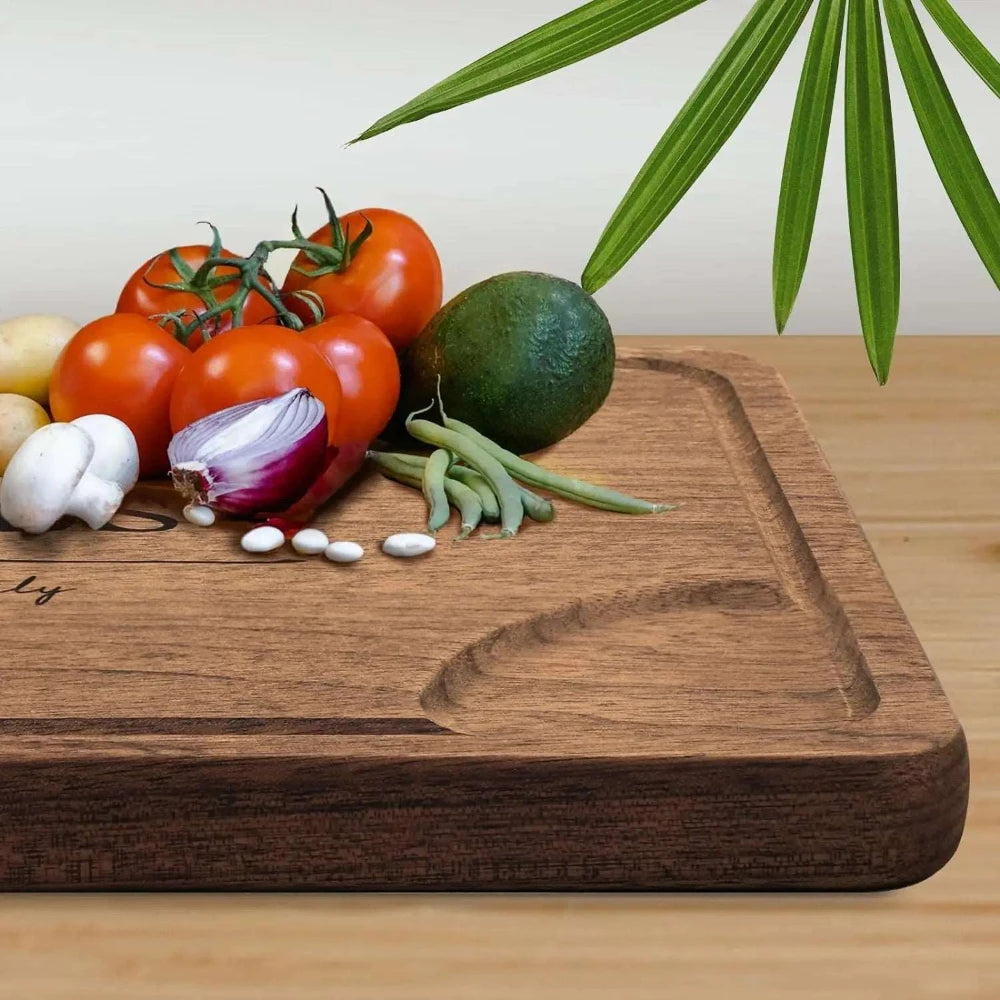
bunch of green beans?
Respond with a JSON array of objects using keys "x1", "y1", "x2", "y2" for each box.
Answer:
[
  {"x1": 366, "y1": 407, "x2": 675, "y2": 541},
  {"x1": 371, "y1": 451, "x2": 486, "y2": 540}
]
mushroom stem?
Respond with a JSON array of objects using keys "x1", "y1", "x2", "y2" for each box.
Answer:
[{"x1": 61, "y1": 472, "x2": 123, "y2": 531}]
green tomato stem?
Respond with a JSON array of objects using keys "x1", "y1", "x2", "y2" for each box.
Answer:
[{"x1": 155, "y1": 193, "x2": 376, "y2": 344}]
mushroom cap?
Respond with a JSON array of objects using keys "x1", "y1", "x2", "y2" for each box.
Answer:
[
  {"x1": 70, "y1": 413, "x2": 140, "y2": 493},
  {"x1": 0, "y1": 423, "x2": 95, "y2": 533}
]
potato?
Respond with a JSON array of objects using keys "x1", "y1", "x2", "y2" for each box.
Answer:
[
  {"x1": 0, "y1": 394, "x2": 50, "y2": 474},
  {"x1": 0, "y1": 314, "x2": 80, "y2": 405}
]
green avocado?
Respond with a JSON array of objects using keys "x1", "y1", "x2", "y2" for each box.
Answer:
[{"x1": 400, "y1": 272, "x2": 615, "y2": 454}]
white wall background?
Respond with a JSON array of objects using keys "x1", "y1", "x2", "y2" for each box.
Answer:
[{"x1": 1, "y1": 0, "x2": 997, "y2": 334}]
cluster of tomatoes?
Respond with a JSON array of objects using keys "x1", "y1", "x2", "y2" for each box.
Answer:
[{"x1": 49, "y1": 205, "x2": 443, "y2": 476}]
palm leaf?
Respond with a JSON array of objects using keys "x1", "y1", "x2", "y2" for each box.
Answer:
[
  {"x1": 885, "y1": 0, "x2": 1000, "y2": 290},
  {"x1": 580, "y1": 0, "x2": 815, "y2": 295},
  {"x1": 352, "y1": 0, "x2": 709, "y2": 143},
  {"x1": 773, "y1": 0, "x2": 847, "y2": 332},
  {"x1": 354, "y1": 0, "x2": 998, "y2": 383},
  {"x1": 845, "y1": 0, "x2": 899, "y2": 384},
  {"x1": 920, "y1": 0, "x2": 1000, "y2": 98}
]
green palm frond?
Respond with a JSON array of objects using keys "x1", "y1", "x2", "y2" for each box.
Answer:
[
  {"x1": 846, "y1": 0, "x2": 899, "y2": 384},
  {"x1": 581, "y1": 0, "x2": 815, "y2": 294},
  {"x1": 356, "y1": 0, "x2": 1000, "y2": 382},
  {"x1": 887, "y1": 0, "x2": 1000, "y2": 287},
  {"x1": 920, "y1": 0, "x2": 1000, "y2": 97},
  {"x1": 352, "y1": 0, "x2": 711, "y2": 143},
  {"x1": 774, "y1": 0, "x2": 847, "y2": 333}
]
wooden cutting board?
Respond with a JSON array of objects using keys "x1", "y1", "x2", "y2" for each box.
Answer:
[{"x1": 0, "y1": 346, "x2": 968, "y2": 891}]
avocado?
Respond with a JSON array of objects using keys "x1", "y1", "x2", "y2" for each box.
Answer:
[{"x1": 401, "y1": 272, "x2": 615, "y2": 454}]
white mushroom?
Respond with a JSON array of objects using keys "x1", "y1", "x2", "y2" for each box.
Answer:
[
  {"x1": 0, "y1": 423, "x2": 124, "y2": 533},
  {"x1": 70, "y1": 414, "x2": 140, "y2": 493}
]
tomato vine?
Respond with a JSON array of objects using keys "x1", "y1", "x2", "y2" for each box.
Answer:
[{"x1": 150, "y1": 189, "x2": 372, "y2": 346}]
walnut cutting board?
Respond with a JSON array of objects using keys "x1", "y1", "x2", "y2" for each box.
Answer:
[{"x1": 0, "y1": 346, "x2": 968, "y2": 891}]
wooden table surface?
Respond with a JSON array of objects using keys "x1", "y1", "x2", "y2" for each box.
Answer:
[{"x1": 0, "y1": 335, "x2": 996, "y2": 999}]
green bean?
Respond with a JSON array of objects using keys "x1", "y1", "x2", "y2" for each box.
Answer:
[
  {"x1": 405, "y1": 417, "x2": 524, "y2": 538},
  {"x1": 368, "y1": 452, "x2": 426, "y2": 493},
  {"x1": 442, "y1": 418, "x2": 676, "y2": 515},
  {"x1": 373, "y1": 451, "x2": 426, "y2": 472},
  {"x1": 370, "y1": 452, "x2": 483, "y2": 539},
  {"x1": 422, "y1": 449, "x2": 452, "y2": 534},
  {"x1": 448, "y1": 465, "x2": 501, "y2": 523},
  {"x1": 447, "y1": 479, "x2": 484, "y2": 540},
  {"x1": 368, "y1": 452, "x2": 432, "y2": 525},
  {"x1": 518, "y1": 484, "x2": 556, "y2": 522},
  {"x1": 370, "y1": 452, "x2": 500, "y2": 525}
]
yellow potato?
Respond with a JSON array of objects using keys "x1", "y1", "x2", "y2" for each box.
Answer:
[
  {"x1": 0, "y1": 314, "x2": 80, "y2": 404},
  {"x1": 0, "y1": 394, "x2": 50, "y2": 474}
]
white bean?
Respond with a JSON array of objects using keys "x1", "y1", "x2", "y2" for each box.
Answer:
[
  {"x1": 325, "y1": 540, "x2": 364, "y2": 564},
  {"x1": 183, "y1": 503, "x2": 216, "y2": 527},
  {"x1": 291, "y1": 528, "x2": 329, "y2": 555},
  {"x1": 240, "y1": 525, "x2": 286, "y2": 553},
  {"x1": 382, "y1": 532, "x2": 436, "y2": 558}
]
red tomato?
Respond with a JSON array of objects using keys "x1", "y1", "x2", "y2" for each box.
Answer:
[
  {"x1": 281, "y1": 208, "x2": 442, "y2": 351},
  {"x1": 301, "y1": 315, "x2": 401, "y2": 445},
  {"x1": 117, "y1": 244, "x2": 275, "y2": 347},
  {"x1": 169, "y1": 326, "x2": 342, "y2": 442},
  {"x1": 49, "y1": 314, "x2": 190, "y2": 477}
]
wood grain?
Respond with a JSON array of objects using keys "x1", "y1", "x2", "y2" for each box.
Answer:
[
  {"x1": 0, "y1": 340, "x2": 970, "y2": 891},
  {"x1": 0, "y1": 336, "x2": 995, "y2": 995}
]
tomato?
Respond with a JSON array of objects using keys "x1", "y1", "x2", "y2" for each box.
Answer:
[
  {"x1": 281, "y1": 208, "x2": 442, "y2": 351},
  {"x1": 169, "y1": 326, "x2": 342, "y2": 442},
  {"x1": 301, "y1": 315, "x2": 401, "y2": 445},
  {"x1": 49, "y1": 314, "x2": 190, "y2": 477},
  {"x1": 117, "y1": 244, "x2": 275, "y2": 347}
]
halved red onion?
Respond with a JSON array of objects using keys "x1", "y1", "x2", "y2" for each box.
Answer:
[{"x1": 167, "y1": 389, "x2": 328, "y2": 516}]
